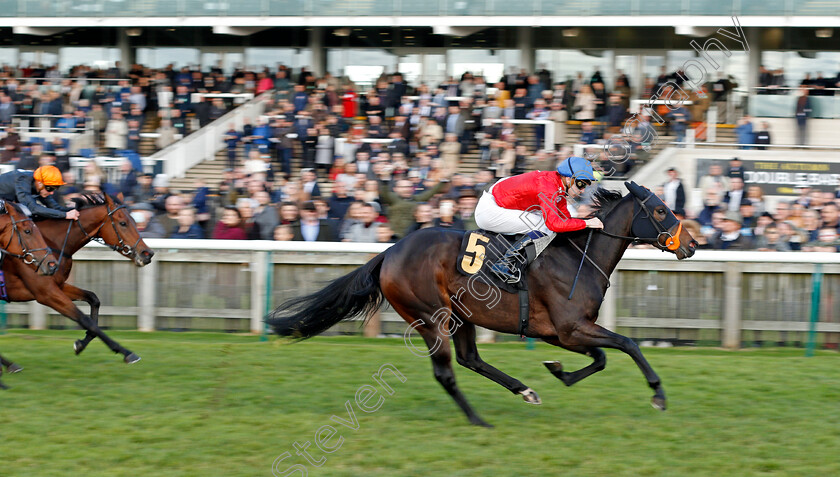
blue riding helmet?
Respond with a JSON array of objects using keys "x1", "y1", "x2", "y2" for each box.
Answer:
[{"x1": 556, "y1": 156, "x2": 596, "y2": 182}]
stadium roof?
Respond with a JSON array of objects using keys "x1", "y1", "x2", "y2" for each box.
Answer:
[{"x1": 1, "y1": 0, "x2": 839, "y2": 28}]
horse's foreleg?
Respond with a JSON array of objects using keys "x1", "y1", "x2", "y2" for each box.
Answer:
[
  {"x1": 556, "y1": 320, "x2": 666, "y2": 410},
  {"x1": 541, "y1": 342, "x2": 606, "y2": 387},
  {"x1": 36, "y1": 288, "x2": 140, "y2": 364},
  {"x1": 60, "y1": 284, "x2": 100, "y2": 355},
  {"x1": 0, "y1": 353, "x2": 22, "y2": 374},
  {"x1": 453, "y1": 322, "x2": 539, "y2": 404}
]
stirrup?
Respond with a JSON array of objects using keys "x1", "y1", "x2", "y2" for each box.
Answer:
[{"x1": 490, "y1": 260, "x2": 521, "y2": 284}]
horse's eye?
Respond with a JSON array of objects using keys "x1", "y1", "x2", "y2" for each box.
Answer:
[
  {"x1": 120, "y1": 221, "x2": 127, "y2": 227},
  {"x1": 24, "y1": 229, "x2": 31, "y2": 234}
]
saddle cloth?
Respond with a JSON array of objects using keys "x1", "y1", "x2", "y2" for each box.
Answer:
[{"x1": 455, "y1": 230, "x2": 535, "y2": 294}]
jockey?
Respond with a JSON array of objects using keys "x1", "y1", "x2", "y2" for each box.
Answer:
[
  {"x1": 0, "y1": 165, "x2": 80, "y2": 220},
  {"x1": 474, "y1": 156, "x2": 603, "y2": 283}
]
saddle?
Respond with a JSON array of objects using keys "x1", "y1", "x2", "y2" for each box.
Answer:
[{"x1": 455, "y1": 230, "x2": 534, "y2": 335}]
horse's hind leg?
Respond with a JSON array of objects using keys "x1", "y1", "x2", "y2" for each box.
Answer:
[
  {"x1": 453, "y1": 322, "x2": 540, "y2": 404},
  {"x1": 542, "y1": 342, "x2": 606, "y2": 387},
  {"x1": 60, "y1": 284, "x2": 100, "y2": 355},
  {"x1": 400, "y1": 305, "x2": 492, "y2": 427},
  {"x1": 36, "y1": 288, "x2": 140, "y2": 364},
  {"x1": 554, "y1": 320, "x2": 666, "y2": 410}
]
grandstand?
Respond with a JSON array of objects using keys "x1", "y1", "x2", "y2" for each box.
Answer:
[{"x1": 0, "y1": 0, "x2": 838, "y2": 249}]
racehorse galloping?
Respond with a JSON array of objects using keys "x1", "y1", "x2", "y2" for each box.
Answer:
[
  {"x1": 32, "y1": 193, "x2": 154, "y2": 356},
  {"x1": 0, "y1": 201, "x2": 59, "y2": 388},
  {"x1": 5, "y1": 193, "x2": 154, "y2": 364},
  {"x1": 268, "y1": 182, "x2": 697, "y2": 427}
]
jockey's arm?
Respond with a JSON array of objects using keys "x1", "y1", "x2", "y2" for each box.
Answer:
[{"x1": 537, "y1": 189, "x2": 587, "y2": 234}]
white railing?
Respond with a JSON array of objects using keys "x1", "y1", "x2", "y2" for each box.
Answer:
[
  {"x1": 153, "y1": 91, "x2": 272, "y2": 179},
  {"x1": 3, "y1": 241, "x2": 837, "y2": 350}
]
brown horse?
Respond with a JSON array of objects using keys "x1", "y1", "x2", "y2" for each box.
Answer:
[
  {"x1": 32, "y1": 193, "x2": 155, "y2": 357},
  {"x1": 268, "y1": 182, "x2": 697, "y2": 427},
  {"x1": 0, "y1": 201, "x2": 59, "y2": 388},
  {"x1": 4, "y1": 193, "x2": 154, "y2": 366}
]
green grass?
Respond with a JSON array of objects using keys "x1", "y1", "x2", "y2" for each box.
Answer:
[{"x1": 2, "y1": 331, "x2": 840, "y2": 476}]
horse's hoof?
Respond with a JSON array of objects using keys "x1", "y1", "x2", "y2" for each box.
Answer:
[
  {"x1": 0, "y1": 380, "x2": 8, "y2": 390},
  {"x1": 520, "y1": 388, "x2": 541, "y2": 405},
  {"x1": 74, "y1": 340, "x2": 85, "y2": 355},
  {"x1": 124, "y1": 353, "x2": 141, "y2": 364},
  {"x1": 651, "y1": 396, "x2": 667, "y2": 411},
  {"x1": 6, "y1": 363, "x2": 22, "y2": 374},
  {"x1": 542, "y1": 360, "x2": 563, "y2": 374},
  {"x1": 470, "y1": 418, "x2": 494, "y2": 428}
]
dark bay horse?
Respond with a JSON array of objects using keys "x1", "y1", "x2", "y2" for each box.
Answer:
[
  {"x1": 268, "y1": 182, "x2": 697, "y2": 426},
  {"x1": 5, "y1": 193, "x2": 154, "y2": 366},
  {"x1": 0, "y1": 201, "x2": 59, "y2": 388}
]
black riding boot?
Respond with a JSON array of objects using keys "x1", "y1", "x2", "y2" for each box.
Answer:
[{"x1": 490, "y1": 236, "x2": 534, "y2": 284}]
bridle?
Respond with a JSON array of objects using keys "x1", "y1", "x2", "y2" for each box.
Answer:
[
  {"x1": 56, "y1": 200, "x2": 143, "y2": 263},
  {"x1": 597, "y1": 193, "x2": 684, "y2": 252},
  {"x1": 2, "y1": 213, "x2": 53, "y2": 271},
  {"x1": 566, "y1": 190, "x2": 688, "y2": 299}
]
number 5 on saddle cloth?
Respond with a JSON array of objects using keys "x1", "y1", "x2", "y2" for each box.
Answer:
[{"x1": 456, "y1": 230, "x2": 540, "y2": 335}]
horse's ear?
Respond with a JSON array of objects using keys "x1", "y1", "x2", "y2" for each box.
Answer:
[{"x1": 116, "y1": 192, "x2": 125, "y2": 203}]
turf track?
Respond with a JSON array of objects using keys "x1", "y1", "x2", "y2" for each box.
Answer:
[{"x1": 2, "y1": 330, "x2": 839, "y2": 476}]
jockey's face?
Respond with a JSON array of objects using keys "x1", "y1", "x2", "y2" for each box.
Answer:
[
  {"x1": 564, "y1": 176, "x2": 590, "y2": 199},
  {"x1": 35, "y1": 180, "x2": 54, "y2": 198}
]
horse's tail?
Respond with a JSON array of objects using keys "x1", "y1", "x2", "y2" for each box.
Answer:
[{"x1": 266, "y1": 250, "x2": 387, "y2": 339}]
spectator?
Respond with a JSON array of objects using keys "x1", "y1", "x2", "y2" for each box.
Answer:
[
  {"x1": 293, "y1": 201, "x2": 336, "y2": 241},
  {"x1": 0, "y1": 125, "x2": 20, "y2": 163},
  {"x1": 157, "y1": 195, "x2": 185, "y2": 237},
  {"x1": 722, "y1": 177, "x2": 746, "y2": 213},
  {"x1": 156, "y1": 119, "x2": 178, "y2": 150},
  {"x1": 131, "y1": 203, "x2": 166, "y2": 239},
  {"x1": 223, "y1": 123, "x2": 241, "y2": 169},
  {"x1": 342, "y1": 202, "x2": 381, "y2": 242},
  {"x1": 666, "y1": 103, "x2": 691, "y2": 145},
  {"x1": 104, "y1": 110, "x2": 128, "y2": 152},
  {"x1": 711, "y1": 211, "x2": 754, "y2": 250},
  {"x1": 458, "y1": 190, "x2": 479, "y2": 231},
  {"x1": 212, "y1": 206, "x2": 248, "y2": 240},
  {"x1": 434, "y1": 198, "x2": 464, "y2": 229},
  {"x1": 579, "y1": 121, "x2": 597, "y2": 145},
  {"x1": 699, "y1": 162, "x2": 731, "y2": 202},
  {"x1": 439, "y1": 133, "x2": 461, "y2": 178},
  {"x1": 252, "y1": 190, "x2": 279, "y2": 240},
  {"x1": 727, "y1": 157, "x2": 745, "y2": 180},
  {"x1": 795, "y1": 86, "x2": 812, "y2": 145},
  {"x1": 404, "y1": 202, "x2": 435, "y2": 235},
  {"x1": 169, "y1": 207, "x2": 205, "y2": 239},
  {"x1": 662, "y1": 167, "x2": 686, "y2": 216},
  {"x1": 327, "y1": 180, "x2": 354, "y2": 223},
  {"x1": 806, "y1": 227, "x2": 840, "y2": 252},
  {"x1": 735, "y1": 116, "x2": 754, "y2": 149},
  {"x1": 376, "y1": 223, "x2": 397, "y2": 243},
  {"x1": 271, "y1": 224, "x2": 293, "y2": 241},
  {"x1": 756, "y1": 224, "x2": 790, "y2": 252},
  {"x1": 736, "y1": 183, "x2": 760, "y2": 212},
  {"x1": 754, "y1": 122, "x2": 771, "y2": 150},
  {"x1": 573, "y1": 84, "x2": 597, "y2": 121}
]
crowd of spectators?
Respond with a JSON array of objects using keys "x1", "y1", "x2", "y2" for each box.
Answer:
[
  {"x1": 0, "y1": 61, "x2": 837, "y2": 251},
  {"x1": 658, "y1": 158, "x2": 840, "y2": 252},
  {"x1": 0, "y1": 60, "x2": 269, "y2": 164}
]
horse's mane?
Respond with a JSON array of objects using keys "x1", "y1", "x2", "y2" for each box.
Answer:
[
  {"x1": 588, "y1": 187, "x2": 625, "y2": 219},
  {"x1": 71, "y1": 192, "x2": 109, "y2": 210}
]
